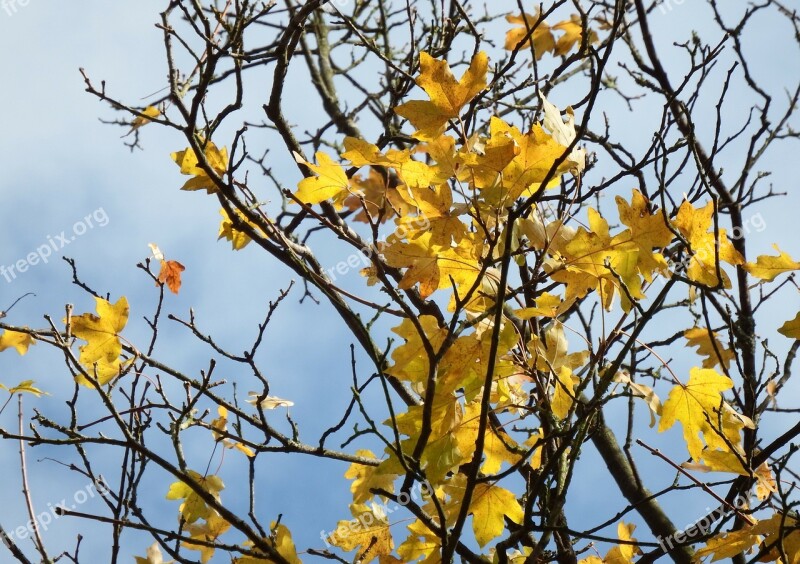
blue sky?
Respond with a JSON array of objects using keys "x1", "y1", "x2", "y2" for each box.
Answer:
[{"x1": 0, "y1": 1, "x2": 799, "y2": 562}]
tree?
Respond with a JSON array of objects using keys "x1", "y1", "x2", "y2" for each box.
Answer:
[{"x1": 1, "y1": 0, "x2": 799, "y2": 562}]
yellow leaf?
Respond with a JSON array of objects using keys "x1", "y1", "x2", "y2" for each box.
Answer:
[
  {"x1": 4, "y1": 380, "x2": 47, "y2": 397},
  {"x1": 182, "y1": 513, "x2": 231, "y2": 563},
  {"x1": 293, "y1": 151, "x2": 350, "y2": 204},
  {"x1": 658, "y1": 367, "x2": 734, "y2": 461},
  {"x1": 515, "y1": 292, "x2": 573, "y2": 319},
  {"x1": 684, "y1": 327, "x2": 735, "y2": 369},
  {"x1": 603, "y1": 522, "x2": 641, "y2": 563},
  {"x1": 673, "y1": 200, "x2": 743, "y2": 287},
  {"x1": 329, "y1": 506, "x2": 393, "y2": 563},
  {"x1": 552, "y1": 366, "x2": 578, "y2": 420},
  {"x1": 0, "y1": 329, "x2": 35, "y2": 355},
  {"x1": 233, "y1": 523, "x2": 302, "y2": 564},
  {"x1": 694, "y1": 523, "x2": 761, "y2": 562},
  {"x1": 504, "y1": 12, "x2": 555, "y2": 58},
  {"x1": 397, "y1": 519, "x2": 440, "y2": 563},
  {"x1": 129, "y1": 106, "x2": 161, "y2": 133},
  {"x1": 394, "y1": 183, "x2": 467, "y2": 246},
  {"x1": 165, "y1": 471, "x2": 224, "y2": 524},
  {"x1": 614, "y1": 371, "x2": 662, "y2": 428},
  {"x1": 133, "y1": 542, "x2": 172, "y2": 564},
  {"x1": 455, "y1": 401, "x2": 522, "y2": 475},
  {"x1": 469, "y1": 483, "x2": 523, "y2": 547},
  {"x1": 171, "y1": 141, "x2": 228, "y2": 193},
  {"x1": 384, "y1": 315, "x2": 447, "y2": 385},
  {"x1": 745, "y1": 244, "x2": 800, "y2": 281},
  {"x1": 344, "y1": 449, "x2": 395, "y2": 504},
  {"x1": 754, "y1": 462, "x2": 778, "y2": 501},
  {"x1": 218, "y1": 207, "x2": 265, "y2": 250},
  {"x1": 529, "y1": 322, "x2": 589, "y2": 375},
  {"x1": 614, "y1": 189, "x2": 673, "y2": 282},
  {"x1": 269, "y1": 523, "x2": 302, "y2": 564},
  {"x1": 381, "y1": 231, "x2": 482, "y2": 299},
  {"x1": 552, "y1": 15, "x2": 598, "y2": 56},
  {"x1": 778, "y1": 312, "x2": 800, "y2": 340},
  {"x1": 70, "y1": 297, "x2": 128, "y2": 365},
  {"x1": 395, "y1": 51, "x2": 488, "y2": 141},
  {"x1": 490, "y1": 117, "x2": 574, "y2": 202},
  {"x1": 69, "y1": 297, "x2": 130, "y2": 386}
]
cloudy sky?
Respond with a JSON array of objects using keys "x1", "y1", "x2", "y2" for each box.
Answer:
[{"x1": 0, "y1": 1, "x2": 798, "y2": 562}]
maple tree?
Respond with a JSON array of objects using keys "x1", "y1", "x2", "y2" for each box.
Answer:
[{"x1": 1, "y1": 1, "x2": 800, "y2": 563}]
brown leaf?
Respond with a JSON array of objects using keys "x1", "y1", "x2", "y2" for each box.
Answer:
[{"x1": 158, "y1": 260, "x2": 185, "y2": 294}]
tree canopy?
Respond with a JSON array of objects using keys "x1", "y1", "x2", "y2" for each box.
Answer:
[{"x1": 1, "y1": 1, "x2": 800, "y2": 563}]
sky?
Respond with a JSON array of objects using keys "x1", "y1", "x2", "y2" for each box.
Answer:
[{"x1": 0, "y1": 1, "x2": 799, "y2": 563}]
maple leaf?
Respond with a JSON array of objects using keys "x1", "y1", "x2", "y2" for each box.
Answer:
[
  {"x1": 754, "y1": 462, "x2": 778, "y2": 501},
  {"x1": 293, "y1": 151, "x2": 351, "y2": 205},
  {"x1": 456, "y1": 125, "x2": 519, "y2": 189},
  {"x1": 746, "y1": 244, "x2": 800, "y2": 281},
  {"x1": 504, "y1": 12, "x2": 555, "y2": 58},
  {"x1": 182, "y1": 513, "x2": 231, "y2": 563},
  {"x1": 343, "y1": 168, "x2": 410, "y2": 224},
  {"x1": 381, "y1": 231, "x2": 482, "y2": 299},
  {"x1": 219, "y1": 207, "x2": 265, "y2": 250},
  {"x1": 329, "y1": 505, "x2": 394, "y2": 563},
  {"x1": 69, "y1": 296, "x2": 130, "y2": 386},
  {"x1": 696, "y1": 513, "x2": 800, "y2": 563},
  {"x1": 233, "y1": 523, "x2": 302, "y2": 564},
  {"x1": 603, "y1": 522, "x2": 641, "y2": 564},
  {"x1": 673, "y1": 200, "x2": 744, "y2": 287},
  {"x1": 439, "y1": 321, "x2": 517, "y2": 400},
  {"x1": 171, "y1": 141, "x2": 228, "y2": 193},
  {"x1": 266, "y1": 523, "x2": 303, "y2": 564},
  {"x1": 489, "y1": 117, "x2": 574, "y2": 202},
  {"x1": 344, "y1": 449, "x2": 395, "y2": 504},
  {"x1": 0, "y1": 380, "x2": 47, "y2": 397},
  {"x1": 395, "y1": 51, "x2": 488, "y2": 141},
  {"x1": 384, "y1": 315, "x2": 447, "y2": 386},
  {"x1": 779, "y1": 312, "x2": 800, "y2": 339},
  {"x1": 614, "y1": 189, "x2": 673, "y2": 282},
  {"x1": 210, "y1": 406, "x2": 255, "y2": 457},
  {"x1": 397, "y1": 519, "x2": 440, "y2": 564},
  {"x1": 128, "y1": 105, "x2": 160, "y2": 134},
  {"x1": 684, "y1": 327, "x2": 734, "y2": 369},
  {"x1": 554, "y1": 207, "x2": 644, "y2": 311},
  {"x1": 134, "y1": 542, "x2": 173, "y2": 564},
  {"x1": 469, "y1": 483, "x2": 524, "y2": 547},
  {"x1": 247, "y1": 392, "x2": 294, "y2": 410},
  {"x1": 552, "y1": 15, "x2": 599, "y2": 56},
  {"x1": 394, "y1": 183, "x2": 468, "y2": 246},
  {"x1": 529, "y1": 322, "x2": 589, "y2": 376},
  {"x1": 613, "y1": 371, "x2": 661, "y2": 428},
  {"x1": 158, "y1": 259, "x2": 185, "y2": 294},
  {"x1": 541, "y1": 94, "x2": 586, "y2": 173},
  {"x1": 658, "y1": 367, "x2": 735, "y2": 461},
  {"x1": 551, "y1": 365, "x2": 579, "y2": 420},
  {"x1": 693, "y1": 523, "x2": 762, "y2": 562},
  {"x1": 515, "y1": 292, "x2": 574, "y2": 319},
  {"x1": 454, "y1": 400, "x2": 522, "y2": 475},
  {"x1": 165, "y1": 471, "x2": 224, "y2": 524},
  {"x1": 0, "y1": 329, "x2": 35, "y2": 355}
]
